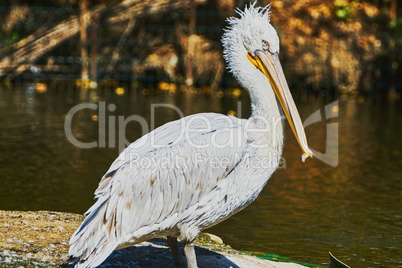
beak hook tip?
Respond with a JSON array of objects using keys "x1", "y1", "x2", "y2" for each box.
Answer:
[{"x1": 302, "y1": 150, "x2": 314, "y2": 162}]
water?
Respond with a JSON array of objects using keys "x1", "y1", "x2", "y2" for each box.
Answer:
[{"x1": 0, "y1": 84, "x2": 401, "y2": 267}]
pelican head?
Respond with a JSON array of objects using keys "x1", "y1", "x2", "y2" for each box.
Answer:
[{"x1": 222, "y1": 3, "x2": 313, "y2": 161}]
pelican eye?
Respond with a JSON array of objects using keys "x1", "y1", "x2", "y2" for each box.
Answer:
[{"x1": 262, "y1": 40, "x2": 270, "y2": 51}]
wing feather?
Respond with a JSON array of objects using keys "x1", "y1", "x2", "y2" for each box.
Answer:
[{"x1": 69, "y1": 113, "x2": 247, "y2": 266}]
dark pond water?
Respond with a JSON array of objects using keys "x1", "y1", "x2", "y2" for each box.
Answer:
[{"x1": 0, "y1": 83, "x2": 401, "y2": 267}]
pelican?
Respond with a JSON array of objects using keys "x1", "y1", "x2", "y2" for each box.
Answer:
[{"x1": 69, "y1": 4, "x2": 312, "y2": 268}]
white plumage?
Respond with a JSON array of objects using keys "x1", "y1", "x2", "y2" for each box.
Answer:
[{"x1": 69, "y1": 4, "x2": 312, "y2": 268}]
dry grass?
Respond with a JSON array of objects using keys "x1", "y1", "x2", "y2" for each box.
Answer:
[{"x1": 0, "y1": 210, "x2": 83, "y2": 267}]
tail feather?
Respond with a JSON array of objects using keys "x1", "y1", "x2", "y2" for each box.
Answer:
[
  {"x1": 72, "y1": 240, "x2": 118, "y2": 268},
  {"x1": 69, "y1": 196, "x2": 119, "y2": 267}
]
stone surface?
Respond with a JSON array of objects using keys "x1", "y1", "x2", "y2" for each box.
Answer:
[{"x1": 0, "y1": 210, "x2": 306, "y2": 267}]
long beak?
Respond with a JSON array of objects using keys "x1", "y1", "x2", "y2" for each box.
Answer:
[{"x1": 248, "y1": 50, "x2": 313, "y2": 162}]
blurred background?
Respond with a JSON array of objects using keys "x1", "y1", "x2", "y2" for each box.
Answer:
[
  {"x1": 0, "y1": 0, "x2": 401, "y2": 267},
  {"x1": 0, "y1": 0, "x2": 401, "y2": 95}
]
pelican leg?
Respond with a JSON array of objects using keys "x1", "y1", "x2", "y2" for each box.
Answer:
[
  {"x1": 167, "y1": 236, "x2": 186, "y2": 268},
  {"x1": 183, "y1": 240, "x2": 198, "y2": 268}
]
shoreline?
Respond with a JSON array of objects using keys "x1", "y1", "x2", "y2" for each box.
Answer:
[{"x1": 0, "y1": 210, "x2": 307, "y2": 267}]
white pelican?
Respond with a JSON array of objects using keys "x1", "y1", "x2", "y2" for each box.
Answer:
[{"x1": 69, "y1": 4, "x2": 312, "y2": 268}]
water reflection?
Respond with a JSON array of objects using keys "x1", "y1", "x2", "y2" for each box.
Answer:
[{"x1": 0, "y1": 85, "x2": 401, "y2": 267}]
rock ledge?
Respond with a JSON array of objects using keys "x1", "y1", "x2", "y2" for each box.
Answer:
[{"x1": 0, "y1": 210, "x2": 305, "y2": 267}]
